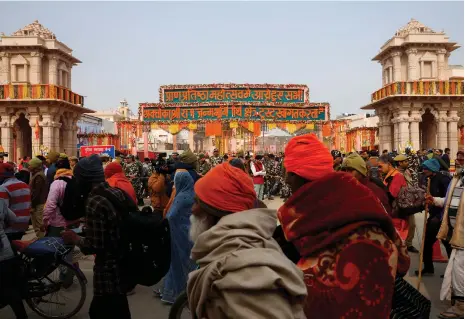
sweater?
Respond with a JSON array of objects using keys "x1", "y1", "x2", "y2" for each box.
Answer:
[
  {"x1": 0, "y1": 200, "x2": 17, "y2": 261},
  {"x1": 0, "y1": 177, "x2": 31, "y2": 234}
]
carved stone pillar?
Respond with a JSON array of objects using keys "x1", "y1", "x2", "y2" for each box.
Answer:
[
  {"x1": 0, "y1": 53, "x2": 11, "y2": 84},
  {"x1": 437, "y1": 49, "x2": 447, "y2": 81},
  {"x1": 40, "y1": 115, "x2": 55, "y2": 152},
  {"x1": 54, "y1": 124, "x2": 61, "y2": 152},
  {"x1": 409, "y1": 109, "x2": 422, "y2": 152},
  {"x1": 406, "y1": 48, "x2": 418, "y2": 81},
  {"x1": 437, "y1": 110, "x2": 449, "y2": 150},
  {"x1": 392, "y1": 119, "x2": 399, "y2": 151},
  {"x1": 48, "y1": 55, "x2": 58, "y2": 85},
  {"x1": 63, "y1": 126, "x2": 76, "y2": 156},
  {"x1": 30, "y1": 52, "x2": 43, "y2": 84},
  {"x1": 67, "y1": 67, "x2": 72, "y2": 89},
  {"x1": 11, "y1": 64, "x2": 17, "y2": 82},
  {"x1": 397, "y1": 110, "x2": 410, "y2": 150},
  {"x1": 447, "y1": 109, "x2": 460, "y2": 159},
  {"x1": 188, "y1": 129, "x2": 194, "y2": 151},
  {"x1": 391, "y1": 52, "x2": 402, "y2": 82},
  {"x1": 0, "y1": 115, "x2": 14, "y2": 156}
]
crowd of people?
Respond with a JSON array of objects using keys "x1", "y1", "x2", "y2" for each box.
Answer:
[{"x1": 0, "y1": 137, "x2": 463, "y2": 319}]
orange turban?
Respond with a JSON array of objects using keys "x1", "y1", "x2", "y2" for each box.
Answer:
[
  {"x1": 284, "y1": 133, "x2": 333, "y2": 181},
  {"x1": 104, "y1": 162, "x2": 123, "y2": 179},
  {"x1": 194, "y1": 162, "x2": 256, "y2": 213}
]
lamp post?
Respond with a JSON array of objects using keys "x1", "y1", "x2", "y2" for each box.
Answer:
[{"x1": 262, "y1": 121, "x2": 265, "y2": 153}]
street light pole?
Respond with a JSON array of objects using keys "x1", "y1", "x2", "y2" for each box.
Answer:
[{"x1": 262, "y1": 122, "x2": 265, "y2": 153}]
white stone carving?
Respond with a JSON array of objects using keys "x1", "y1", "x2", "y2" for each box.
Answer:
[
  {"x1": 11, "y1": 20, "x2": 56, "y2": 40},
  {"x1": 395, "y1": 18, "x2": 436, "y2": 37}
]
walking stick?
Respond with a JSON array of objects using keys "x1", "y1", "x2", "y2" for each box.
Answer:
[{"x1": 417, "y1": 177, "x2": 431, "y2": 290}]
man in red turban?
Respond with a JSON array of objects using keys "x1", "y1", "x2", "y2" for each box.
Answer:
[
  {"x1": 187, "y1": 162, "x2": 307, "y2": 319},
  {"x1": 278, "y1": 134, "x2": 411, "y2": 319}
]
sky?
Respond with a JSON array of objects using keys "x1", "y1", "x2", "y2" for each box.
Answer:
[{"x1": 1, "y1": 1, "x2": 463, "y2": 117}]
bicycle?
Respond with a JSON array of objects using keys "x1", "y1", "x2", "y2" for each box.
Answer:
[
  {"x1": 168, "y1": 291, "x2": 190, "y2": 319},
  {"x1": 0, "y1": 236, "x2": 88, "y2": 319}
]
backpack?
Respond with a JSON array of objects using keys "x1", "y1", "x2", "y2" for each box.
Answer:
[
  {"x1": 95, "y1": 187, "x2": 171, "y2": 288},
  {"x1": 57, "y1": 177, "x2": 85, "y2": 221}
]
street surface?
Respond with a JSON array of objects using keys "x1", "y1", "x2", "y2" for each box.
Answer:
[{"x1": 1, "y1": 198, "x2": 449, "y2": 319}]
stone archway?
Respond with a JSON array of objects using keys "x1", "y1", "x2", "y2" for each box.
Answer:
[
  {"x1": 14, "y1": 113, "x2": 32, "y2": 159},
  {"x1": 420, "y1": 108, "x2": 437, "y2": 149}
]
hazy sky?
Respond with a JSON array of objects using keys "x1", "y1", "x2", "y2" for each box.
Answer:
[{"x1": 1, "y1": 1, "x2": 463, "y2": 117}]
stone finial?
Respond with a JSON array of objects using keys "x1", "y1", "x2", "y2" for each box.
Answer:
[
  {"x1": 11, "y1": 20, "x2": 56, "y2": 40},
  {"x1": 395, "y1": 19, "x2": 435, "y2": 37}
]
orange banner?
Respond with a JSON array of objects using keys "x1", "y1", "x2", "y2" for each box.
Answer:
[
  {"x1": 253, "y1": 122, "x2": 261, "y2": 136},
  {"x1": 205, "y1": 122, "x2": 222, "y2": 136}
]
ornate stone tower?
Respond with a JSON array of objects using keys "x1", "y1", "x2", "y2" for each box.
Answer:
[
  {"x1": 0, "y1": 20, "x2": 93, "y2": 158},
  {"x1": 362, "y1": 19, "x2": 464, "y2": 156}
]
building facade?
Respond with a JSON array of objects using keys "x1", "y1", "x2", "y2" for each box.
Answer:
[
  {"x1": 334, "y1": 114, "x2": 379, "y2": 152},
  {"x1": 362, "y1": 19, "x2": 464, "y2": 157},
  {"x1": 0, "y1": 21, "x2": 92, "y2": 158},
  {"x1": 77, "y1": 114, "x2": 103, "y2": 134}
]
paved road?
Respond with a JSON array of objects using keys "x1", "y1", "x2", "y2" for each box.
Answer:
[{"x1": 1, "y1": 198, "x2": 450, "y2": 318}]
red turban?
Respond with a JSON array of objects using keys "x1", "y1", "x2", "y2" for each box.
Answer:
[
  {"x1": 104, "y1": 162, "x2": 123, "y2": 179},
  {"x1": 284, "y1": 133, "x2": 333, "y2": 181},
  {"x1": 194, "y1": 162, "x2": 256, "y2": 213}
]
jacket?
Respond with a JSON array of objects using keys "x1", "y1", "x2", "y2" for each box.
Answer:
[
  {"x1": 188, "y1": 208, "x2": 307, "y2": 319},
  {"x1": 148, "y1": 172, "x2": 169, "y2": 211},
  {"x1": 251, "y1": 161, "x2": 266, "y2": 184},
  {"x1": 43, "y1": 169, "x2": 78, "y2": 228},
  {"x1": 437, "y1": 170, "x2": 464, "y2": 249},
  {"x1": 427, "y1": 173, "x2": 451, "y2": 219},
  {"x1": 46, "y1": 163, "x2": 57, "y2": 186},
  {"x1": 30, "y1": 171, "x2": 48, "y2": 208}
]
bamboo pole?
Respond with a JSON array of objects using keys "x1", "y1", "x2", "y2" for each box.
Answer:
[{"x1": 417, "y1": 177, "x2": 431, "y2": 290}]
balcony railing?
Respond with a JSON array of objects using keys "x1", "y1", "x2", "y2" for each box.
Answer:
[
  {"x1": 0, "y1": 84, "x2": 84, "y2": 106},
  {"x1": 371, "y1": 80, "x2": 464, "y2": 102}
]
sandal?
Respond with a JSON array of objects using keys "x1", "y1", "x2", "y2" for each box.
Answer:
[{"x1": 438, "y1": 311, "x2": 463, "y2": 319}]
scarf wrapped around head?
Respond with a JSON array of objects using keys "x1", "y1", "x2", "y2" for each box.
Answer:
[
  {"x1": 74, "y1": 154, "x2": 105, "y2": 183},
  {"x1": 194, "y1": 162, "x2": 256, "y2": 214},
  {"x1": 422, "y1": 158, "x2": 440, "y2": 173},
  {"x1": 104, "y1": 162, "x2": 123, "y2": 179},
  {"x1": 28, "y1": 157, "x2": 43, "y2": 170},
  {"x1": 46, "y1": 151, "x2": 60, "y2": 163},
  {"x1": 180, "y1": 149, "x2": 198, "y2": 171},
  {"x1": 284, "y1": 134, "x2": 333, "y2": 181},
  {"x1": 278, "y1": 172, "x2": 397, "y2": 257}
]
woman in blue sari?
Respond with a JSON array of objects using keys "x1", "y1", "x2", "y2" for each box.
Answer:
[{"x1": 161, "y1": 171, "x2": 197, "y2": 304}]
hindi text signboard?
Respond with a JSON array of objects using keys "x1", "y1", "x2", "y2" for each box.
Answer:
[
  {"x1": 163, "y1": 88, "x2": 305, "y2": 104},
  {"x1": 143, "y1": 105, "x2": 326, "y2": 122},
  {"x1": 80, "y1": 145, "x2": 115, "y2": 158}
]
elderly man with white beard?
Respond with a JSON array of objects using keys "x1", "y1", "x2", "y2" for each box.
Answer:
[{"x1": 188, "y1": 162, "x2": 307, "y2": 319}]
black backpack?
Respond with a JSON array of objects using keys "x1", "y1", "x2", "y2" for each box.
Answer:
[
  {"x1": 95, "y1": 187, "x2": 171, "y2": 288},
  {"x1": 57, "y1": 177, "x2": 85, "y2": 221}
]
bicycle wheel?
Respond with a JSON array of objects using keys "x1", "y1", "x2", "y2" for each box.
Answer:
[
  {"x1": 168, "y1": 291, "x2": 191, "y2": 319},
  {"x1": 26, "y1": 260, "x2": 86, "y2": 319}
]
